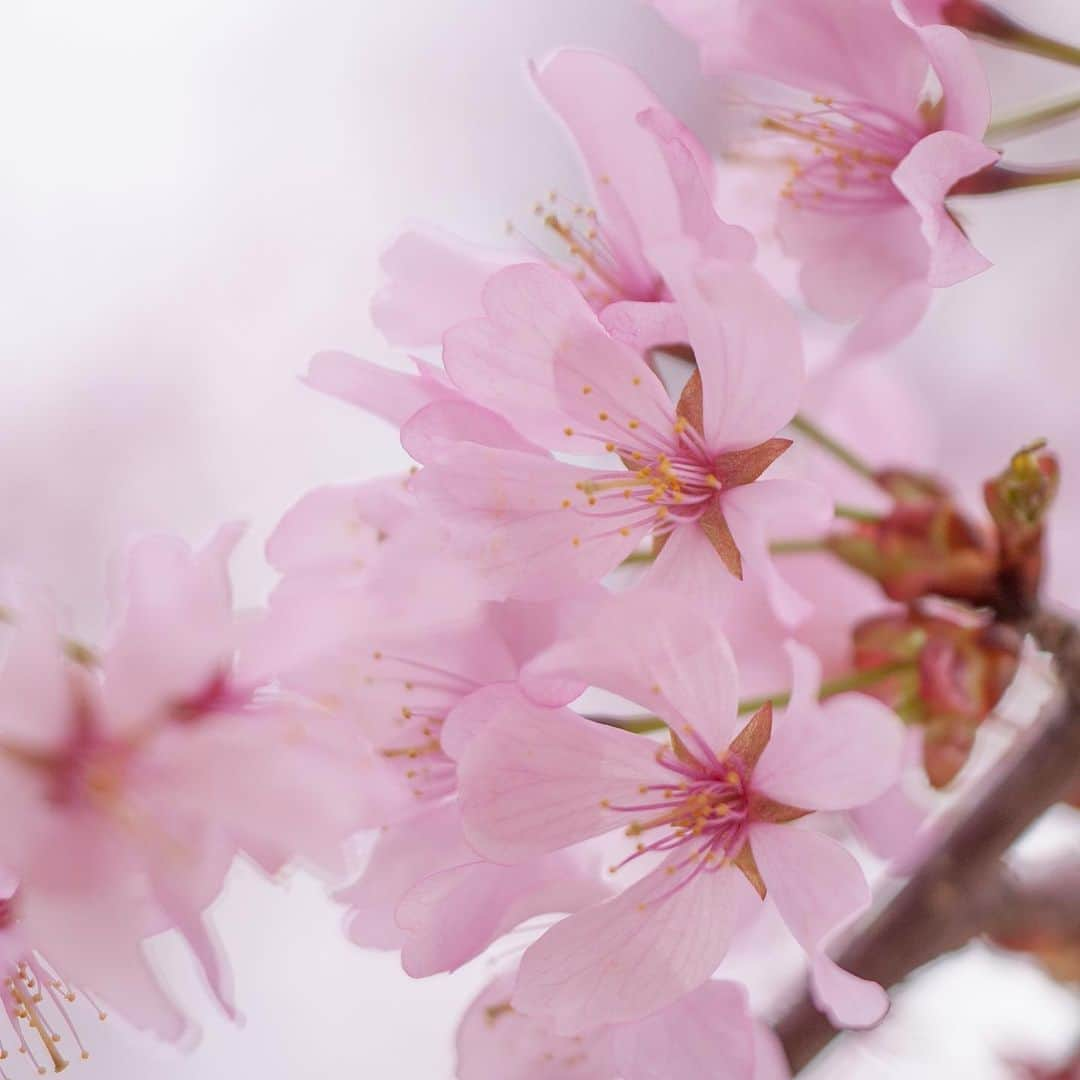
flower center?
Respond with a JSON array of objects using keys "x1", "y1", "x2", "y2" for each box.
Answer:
[
  {"x1": 364, "y1": 651, "x2": 477, "y2": 801},
  {"x1": 506, "y1": 191, "x2": 661, "y2": 307},
  {"x1": 603, "y1": 743, "x2": 752, "y2": 888},
  {"x1": 0, "y1": 952, "x2": 102, "y2": 1075},
  {"x1": 563, "y1": 417, "x2": 721, "y2": 548},
  {"x1": 764, "y1": 95, "x2": 924, "y2": 212}
]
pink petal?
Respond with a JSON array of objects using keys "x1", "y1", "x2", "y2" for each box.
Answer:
[
  {"x1": 522, "y1": 586, "x2": 742, "y2": 751},
  {"x1": 779, "y1": 201, "x2": 930, "y2": 324},
  {"x1": 443, "y1": 263, "x2": 604, "y2": 450},
  {"x1": 638, "y1": 107, "x2": 756, "y2": 261},
  {"x1": 750, "y1": 823, "x2": 887, "y2": 1029},
  {"x1": 609, "y1": 979, "x2": 756, "y2": 1080},
  {"x1": 398, "y1": 849, "x2": 608, "y2": 977},
  {"x1": 513, "y1": 859, "x2": 760, "y2": 1033},
  {"x1": 151, "y1": 704, "x2": 408, "y2": 878},
  {"x1": 401, "y1": 398, "x2": 545, "y2": 464},
  {"x1": 810, "y1": 952, "x2": 890, "y2": 1029},
  {"x1": 752, "y1": 1023, "x2": 793, "y2": 1080},
  {"x1": 849, "y1": 778, "x2": 928, "y2": 863},
  {"x1": 892, "y1": 131, "x2": 999, "y2": 287},
  {"x1": 723, "y1": 480, "x2": 833, "y2": 628},
  {"x1": 0, "y1": 591, "x2": 70, "y2": 752},
  {"x1": 338, "y1": 802, "x2": 475, "y2": 951},
  {"x1": 370, "y1": 225, "x2": 523, "y2": 348},
  {"x1": 834, "y1": 279, "x2": 933, "y2": 364},
  {"x1": 441, "y1": 683, "x2": 547, "y2": 762},
  {"x1": 550, "y1": 331, "x2": 678, "y2": 448},
  {"x1": 411, "y1": 447, "x2": 646, "y2": 600},
  {"x1": 148, "y1": 852, "x2": 239, "y2": 1022},
  {"x1": 640, "y1": 519, "x2": 742, "y2": 618},
  {"x1": 753, "y1": 643, "x2": 904, "y2": 811},
  {"x1": 652, "y1": 249, "x2": 804, "y2": 449},
  {"x1": 532, "y1": 49, "x2": 701, "y2": 292},
  {"x1": 455, "y1": 971, "x2": 613, "y2": 1080},
  {"x1": 19, "y1": 825, "x2": 191, "y2": 1041},
  {"x1": 304, "y1": 349, "x2": 460, "y2": 427},
  {"x1": 910, "y1": 20, "x2": 991, "y2": 138},
  {"x1": 457, "y1": 699, "x2": 668, "y2": 863},
  {"x1": 706, "y1": 1, "x2": 927, "y2": 119},
  {"x1": 265, "y1": 481, "x2": 400, "y2": 578},
  {"x1": 102, "y1": 525, "x2": 243, "y2": 733},
  {"x1": 600, "y1": 300, "x2": 687, "y2": 352},
  {"x1": 848, "y1": 727, "x2": 929, "y2": 862}
]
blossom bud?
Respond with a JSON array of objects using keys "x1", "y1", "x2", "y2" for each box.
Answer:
[
  {"x1": 827, "y1": 472, "x2": 996, "y2": 605},
  {"x1": 852, "y1": 609, "x2": 1021, "y2": 787},
  {"x1": 981, "y1": 441, "x2": 1059, "y2": 618}
]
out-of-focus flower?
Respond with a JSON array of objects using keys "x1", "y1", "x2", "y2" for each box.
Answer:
[
  {"x1": 651, "y1": 0, "x2": 1000, "y2": 350},
  {"x1": 0, "y1": 529, "x2": 383, "y2": 1045},
  {"x1": 456, "y1": 592, "x2": 902, "y2": 1031},
  {"x1": 455, "y1": 967, "x2": 788, "y2": 1080},
  {"x1": 252, "y1": 482, "x2": 610, "y2": 978},
  {"x1": 370, "y1": 49, "x2": 752, "y2": 349}
]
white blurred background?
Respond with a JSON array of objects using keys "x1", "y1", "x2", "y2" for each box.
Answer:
[{"x1": 1, "y1": 1, "x2": 1078, "y2": 1075}]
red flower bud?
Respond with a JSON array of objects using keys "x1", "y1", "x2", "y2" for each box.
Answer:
[
  {"x1": 853, "y1": 609, "x2": 1021, "y2": 787},
  {"x1": 828, "y1": 472, "x2": 997, "y2": 605}
]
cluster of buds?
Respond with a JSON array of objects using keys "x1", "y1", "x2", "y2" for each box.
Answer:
[
  {"x1": 852, "y1": 607, "x2": 1021, "y2": 787},
  {"x1": 829, "y1": 443, "x2": 1059, "y2": 619}
]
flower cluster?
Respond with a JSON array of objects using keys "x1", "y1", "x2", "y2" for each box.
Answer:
[{"x1": 3, "y1": 0, "x2": 1078, "y2": 1076}]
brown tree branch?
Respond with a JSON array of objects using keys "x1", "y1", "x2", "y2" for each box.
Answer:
[{"x1": 776, "y1": 611, "x2": 1080, "y2": 1073}]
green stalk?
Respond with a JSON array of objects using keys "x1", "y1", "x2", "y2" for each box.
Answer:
[
  {"x1": 789, "y1": 414, "x2": 877, "y2": 482},
  {"x1": 769, "y1": 538, "x2": 830, "y2": 556},
  {"x1": 945, "y1": 0, "x2": 1080, "y2": 68},
  {"x1": 987, "y1": 91, "x2": 1080, "y2": 142},
  {"x1": 834, "y1": 504, "x2": 885, "y2": 525},
  {"x1": 595, "y1": 659, "x2": 916, "y2": 734},
  {"x1": 953, "y1": 161, "x2": 1080, "y2": 196}
]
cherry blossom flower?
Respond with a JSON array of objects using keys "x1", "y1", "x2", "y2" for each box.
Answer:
[
  {"x1": 405, "y1": 247, "x2": 827, "y2": 619},
  {"x1": 456, "y1": 968, "x2": 788, "y2": 1080},
  {"x1": 455, "y1": 593, "x2": 903, "y2": 1032},
  {"x1": 370, "y1": 48, "x2": 752, "y2": 349},
  {"x1": 254, "y1": 482, "x2": 611, "y2": 976},
  {"x1": 651, "y1": 0, "x2": 1000, "y2": 348},
  {"x1": 0, "y1": 529, "x2": 384, "y2": 1043}
]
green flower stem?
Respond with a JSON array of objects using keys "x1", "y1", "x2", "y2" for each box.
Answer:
[
  {"x1": 769, "y1": 538, "x2": 830, "y2": 556},
  {"x1": 834, "y1": 504, "x2": 885, "y2": 525},
  {"x1": 594, "y1": 659, "x2": 916, "y2": 734},
  {"x1": 987, "y1": 91, "x2": 1080, "y2": 142},
  {"x1": 945, "y1": 1, "x2": 1080, "y2": 67},
  {"x1": 624, "y1": 538, "x2": 832, "y2": 568},
  {"x1": 789, "y1": 414, "x2": 877, "y2": 482},
  {"x1": 953, "y1": 161, "x2": 1080, "y2": 196}
]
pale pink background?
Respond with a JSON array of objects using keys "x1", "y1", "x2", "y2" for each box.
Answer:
[{"x1": 1, "y1": 1, "x2": 1077, "y2": 1075}]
